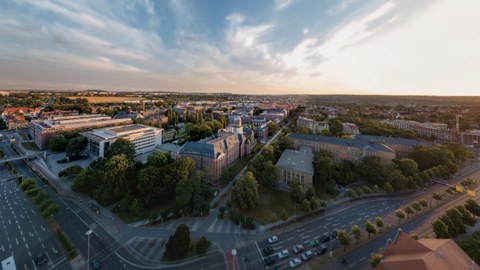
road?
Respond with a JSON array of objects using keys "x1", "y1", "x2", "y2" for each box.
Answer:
[{"x1": 0, "y1": 140, "x2": 70, "y2": 269}]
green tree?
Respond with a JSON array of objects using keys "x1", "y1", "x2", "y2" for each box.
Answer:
[
  {"x1": 372, "y1": 184, "x2": 380, "y2": 193},
  {"x1": 20, "y1": 178, "x2": 36, "y2": 191},
  {"x1": 465, "y1": 199, "x2": 480, "y2": 216},
  {"x1": 58, "y1": 165, "x2": 82, "y2": 178},
  {"x1": 432, "y1": 193, "x2": 443, "y2": 205},
  {"x1": 383, "y1": 182, "x2": 394, "y2": 195},
  {"x1": 300, "y1": 199, "x2": 311, "y2": 213},
  {"x1": 370, "y1": 253, "x2": 383, "y2": 268},
  {"x1": 289, "y1": 179, "x2": 305, "y2": 204},
  {"x1": 454, "y1": 205, "x2": 477, "y2": 227},
  {"x1": 395, "y1": 209, "x2": 406, "y2": 224},
  {"x1": 48, "y1": 134, "x2": 68, "y2": 152},
  {"x1": 411, "y1": 202, "x2": 422, "y2": 214},
  {"x1": 309, "y1": 198, "x2": 318, "y2": 210},
  {"x1": 404, "y1": 206, "x2": 414, "y2": 218},
  {"x1": 165, "y1": 224, "x2": 191, "y2": 260},
  {"x1": 175, "y1": 177, "x2": 194, "y2": 210},
  {"x1": 105, "y1": 138, "x2": 136, "y2": 161},
  {"x1": 419, "y1": 199, "x2": 428, "y2": 209},
  {"x1": 393, "y1": 158, "x2": 419, "y2": 177},
  {"x1": 195, "y1": 236, "x2": 211, "y2": 255},
  {"x1": 305, "y1": 188, "x2": 315, "y2": 200},
  {"x1": 365, "y1": 221, "x2": 377, "y2": 239},
  {"x1": 457, "y1": 231, "x2": 480, "y2": 264},
  {"x1": 146, "y1": 152, "x2": 172, "y2": 167},
  {"x1": 346, "y1": 189, "x2": 358, "y2": 199},
  {"x1": 279, "y1": 208, "x2": 289, "y2": 221},
  {"x1": 445, "y1": 207, "x2": 466, "y2": 236},
  {"x1": 329, "y1": 119, "x2": 343, "y2": 136},
  {"x1": 66, "y1": 136, "x2": 87, "y2": 159},
  {"x1": 432, "y1": 219, "x2": 451, "y2": 238},
  {"x1": 337, "y1": 229, "x2": 350, "y2": 250},
  {"x1": 375, "y1": 216, "x2": 384, "y2": 232},
  {"x1": 231, "y1": 172, "x2": 259, "y2": 211},
  {"x1": 351, "y1": 224, "x2": 362, "y2": 244}
]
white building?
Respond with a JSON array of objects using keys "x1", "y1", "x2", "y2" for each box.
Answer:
[
  {"x1": 342, "y1": 122, "x2": 360, "y2": 136},
  {"x1": 81, "y1": 124, "x2": 163, "y2": 158}
]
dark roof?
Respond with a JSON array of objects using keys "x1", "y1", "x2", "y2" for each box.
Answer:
[
  {"x1": 180, "y1": 142, "x2": 216, "y2": 159},
  {"x1": 287, "y1": 133, "x2": 395, "y2": 153},
  {"x1": 276, "y1": 146, "x2": 314, "y2": 175},
  {"x1": 355, "y1": 135, "x2": 432, "y2": 147}
]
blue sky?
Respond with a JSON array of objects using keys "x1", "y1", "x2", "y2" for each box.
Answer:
[{"x1": 1, "y1": 0, "x2": 479, "y2": 95}]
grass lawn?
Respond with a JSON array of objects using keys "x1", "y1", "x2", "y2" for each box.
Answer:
[
  {"x1": 251, "y1": 142, "x2": 264, "y2": 153},
  {"x1": 240, "y1": 186, "x2": 294, "y2": 225},
  {"x1": 229, "y1": 158, "x2": 250, "y2": 176},
  {"x1": 22, "y1": 142, "x2": 40, "y2": 151},
  {"x1": 117, "y1": 200, "x2": 174, "y2": 224}
]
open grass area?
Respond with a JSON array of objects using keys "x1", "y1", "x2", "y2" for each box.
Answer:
[
  {"x1": 68, "y1": 96, "x2": 146, "y2": 103},
  {"x1": 229, "y1": 158, "x2": 250, "y2": 176},
  {"x1": 240, "y1": 186, "x2": 294, "y2": 225},
  {"x1": 22, "y1": 142, "x2": 40, "y2": 151}
]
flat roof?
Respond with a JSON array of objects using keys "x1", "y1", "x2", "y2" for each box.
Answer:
[
  {"x1": 107, "y1": 124, "x2": 160, "y2": 134},
  {"x1": 276, "y1": 146, "x2": 314, "y2": 175}
]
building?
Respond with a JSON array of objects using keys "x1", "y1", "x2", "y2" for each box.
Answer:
[
  {"x1": 29, "y1": 114, "x2": 132, "y2": 149},
  {"x1": 39, "y1": 110, "x2": 79, "y2": 120},
  {"x1": 1, "y1": 107, "x2": 40, "y2": 119},
  {"x1": 355, "y1": 135, "x2": 432, "y2": 158},
  {"x1": 287, "y1": 133, "x2": 396, "y2": 163},
  {"x1": 375, "y1": 229, "x2": 479, "y2": 270},
  {"x1": 276, "y1": 146, "x2": 314, "y2": 190},
  {"x1": 384, "y1": 120, "x2": 457, "y2": 142},
  {"x1": 297, "y1": 117, "x2": 329, "y2": 133},
  {"x1": 259, "y1": 112, "x2": 284, "y2": 122},
  {"x1": 459, "y1": 130, "x2": 480, "y2": 158},
  {"x1": 81, "y1": 124, "x2": 163, "y2": 158},
  {"x1": 6, "y1": 115, "x2": 29, "y2": 130},
  {"x1": 254, "y1": 124, "x2": 269, "y2": 140},
  {"x1": 342, "y1": 122, "x2": 360, "y2": 136}
]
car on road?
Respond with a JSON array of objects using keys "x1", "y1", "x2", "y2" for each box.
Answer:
[
  {"x1": 262, "y1": 246, "x2": 274, "y2": 256},
  {"x1": 320, "y1": 233, "x2": 330, "y2": 243},
  {"x1": 301, "y1": 250, "x2": 314, "y2": 261},
  {"x1": 316, "y1": 244, "x2": 327, "y2": 255},
  {"x1": 330, "y1": 229, "x2": 339, "y2": 239},
  {"x1": 90, "y1": 259, "x2": 101, "y2": 270},
  {"x1": 293, "y1": 244, "x2": 304, "y2": 254},
  {"x1": 278, "y1": 249, "x2": 289, "y2": 259},
  {"x1": 289, "y1": 257, "x2": 301, "y2": 268},
  {"x1": 264, "y1": 256, "x2": 276, "y2": 265},
  {"x1": 307, "y1": 239, "x2": 319, "y2": 247},
  {"x1": 35, "y1": 253, "x2": 48, "y2": 266},
  {"x1": 268, "y1": 235, "x2": 279, "y2": 244}
]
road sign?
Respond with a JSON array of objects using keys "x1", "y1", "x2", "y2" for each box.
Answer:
[
  {"x1": 467, "y1": 190, "x2": 476, "y2": 197},
  {"x1": 455, "y1": 185, "x2": 464, "y2": 193}
]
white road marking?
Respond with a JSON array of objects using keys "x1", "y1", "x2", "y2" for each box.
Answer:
[
  {"x1": 349, "y1": 263, "x2": 356, "y2": 268},
  {"x1": 360, "y1": 257, "x2": 366, "y2": 261},
  {"x1": 52, "y1": 247, "x2": 58, "y2": 254},
  {"x1": 296, "y1": 228, "x2": 305, "y2": 232},
  {"x1": 287, "y1": 237, "x2": 294, "y2": 241},
  {"x1": 41, "y1": 226, "x2": 45, "y2": 231},
  {"x1": 15, "y1": 238, "x2": 19, "y2": 245}
]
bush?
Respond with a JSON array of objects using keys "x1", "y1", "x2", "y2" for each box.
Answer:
[
  {"x1": 58, "y1": 165, "x2": 82, "y2": 178},
  {"x1": 195, "y1": 236, "x2": 211, "y2": 255},
  {"x1": 56, "y1": 228, "x2": 78, "y2": 260}
]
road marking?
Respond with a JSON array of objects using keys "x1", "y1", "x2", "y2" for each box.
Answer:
[
  {"x1": 42, "y1": 244, "x2": 45, "y2": 249},
  {"x1": 349, "y1": 221, "x2": 354, "y2": 224},
  {"x1": 360, "y1": 257, "x2": 366, "y2": 261},
  {"x1": 296, "y1": 228, "x2": 305, "y2": 232},
  {"x1": 23, "y1": 236, "x2": 26, "y2": 242},
  {"x1": 210, "y1": 264, "x2": 219, "y2": 268},
  {"x1": 341, "y1": 225, "x2": 346, "y2": 228},
  {"x1": 8, "y1": 219, "x2": 11, "y2": 224},
  {"x1": 29, "y1": 232, "x2": 34, "y2": 237},
  {"x1": 301, "y1": 235, "x2": 309, "y2": 239},
  {"x1": 0, "y1": 245, "x2": 3, "y2": 252},
  {"x1": 15, "y1": 238, "x2": 19, "y2": 245},
  {"x1": 349, "y1": 263, "x2": 356, "y2": 268},
  {"x1": 52, "y1": 247, "x2": 58, "y2": 254},
  {"x1": 20, "y1": 231, "x2": 23, "y2": 236},
  {"x1": 41, "y1": 226, "x2": 45, "y2": 231},
  {"x1": 25, "y1": 243, "x2": 29, "y2": 249},
  {"x1": 288, "y1": 237, "x2": 294, "y2": 241},
  {"x1": 28, "y1": 251, "x2": 31, "y2": 257}
]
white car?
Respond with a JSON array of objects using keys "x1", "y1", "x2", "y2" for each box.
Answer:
[
  {"x1": 268, "y1": 235, "x2": 279, "y2": 244},
  {"x1": 301, "y1": 250, "x2": 313, "y2": 261},
  {"x1": 278, "y1": 249, "x2": 289, "y2": 259},
  {"x1": 289, "y1": 257, "x2": 301, "y2": 268},
  {"x1": 293, "y1": 244, "x2": 304, "y2": 254}
]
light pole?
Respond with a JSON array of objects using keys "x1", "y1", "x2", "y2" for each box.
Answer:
[
  {"x1": 86, "y1": 229, "x2": 93, "y2": 270},
  {"x1": 231, "y1": 249, "x2": 237, "y2": 270},
  {"x1": 324, "y1": 226, "x2": 332, "y2": 258}
]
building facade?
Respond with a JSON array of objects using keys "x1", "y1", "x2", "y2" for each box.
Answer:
[
  {"x1": 342, "y1": 122, "x2": 360, "y2": 136},
  {"x1": 384, "y1": 119, "x2": 458, "y2": 142},
  {"x1": 276, "y1": 146, "x2": 314, "y2": 191},
  {"x1": 29, "y1": 114, "x2": 132, "y2": 149},
  {"x1": 81, "y1": 124, "x2": 163, "y2": 158},
  {"x1": 296, "y1": 117, "x2": 329, "y2": 133}
]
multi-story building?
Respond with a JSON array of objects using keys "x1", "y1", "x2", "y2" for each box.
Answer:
[
  {"x1": 297, "y1": 117, "x2": 329, "y2": 133},
  {"x1": 342, "y1": 122, "x2": 360, "y2": 136},
  {"x1": 384, "y1": 119, "x2": 457, "y2": 142},
  {"x1": 29, "y1": 114, "x2": 132, "y2": 149},
  {"x1": 276, "y1": 146, "x2": 314, "y2": 191},
  {"x1": 459, "y1": 130, "x2": 480, "y2": 157},
  {"x1": 355, "y1": 135, "x2": 431, "y2": 158},
  {"x1": 259, "y1": 112, "x2": 284, "y2": 122},
  {"x1": 254, "y1": 124, "x2": 269, "y2": 140},
  {"x1": 81, "y1": 124, "x2": 163, "y2": 158},
  {"x1": 179, "y1": 117, "x2": 251, "y2": 181},
  {"x1": 287, "y1": 133, "x2": 396, "y2": 163}
]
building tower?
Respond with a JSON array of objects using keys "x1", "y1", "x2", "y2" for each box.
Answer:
[{"x1": 229, "y1": 116, "x2": 243, "y2": 134}]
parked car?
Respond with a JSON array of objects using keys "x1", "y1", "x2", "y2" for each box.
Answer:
[
  {"x1": 316, "y1": 244, "x2": 327, "y2": 255},
  {"x1": 320, "y1": 233, "x2": 330, "y2": 243},
  {"x1": 289, "y1": 257, "x2": 301, "y2": 268},
  {"x1": 293, "y1": 244, "x2": 304, "y2": 254},
  {"x1": 301, "y1": 250, "x2": 314, "y2": 261},
  {"x1": 264, "y1": 256, "x2": 276, "y2": 266},
  {"x1": 308, "y1": 239, "x2": 319, "y2": 247},
  {"x1": 330, "y1": 229, "x2": 339, "y2": 239},
  {"x1": 268, "y1": 235, "x2": 279, "y2": 244},
  {"x1": 262, "y1": 246, "x2": 274, "y2": 256},
  {"x1": 278, "y1": 249, "x2": 289, "y2": 259},
  {"x1": 35, "y1": 253, "x2": 48, "y2": 266},
  {"x1": 90, "y1": 259, "x2": 101, "y2": 270}
]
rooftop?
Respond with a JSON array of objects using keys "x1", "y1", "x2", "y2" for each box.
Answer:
[{"x1": 276, "y1": 146, "x2": 314, "y2": 175}]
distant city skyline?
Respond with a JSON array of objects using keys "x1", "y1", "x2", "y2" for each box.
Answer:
[{"x1": 1, "y1": 0, "x2": 479, "y2": 96}]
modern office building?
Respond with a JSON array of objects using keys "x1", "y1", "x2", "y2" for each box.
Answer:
[
  {"x1": 296, "y1": 117, "x2": 329, "y2": 133},
  {"x1": 287, "y1": 133, "x2": 396, "y2": 163},
  {"x1": 81, "y1": 124, "x2": 163, "y2": 158},
  {"x1": 276, "y1": 146, "x2": 314, "y2": 190},
  {"x1": 29, "y1": 114, "x2": 132, "y2": 149}
]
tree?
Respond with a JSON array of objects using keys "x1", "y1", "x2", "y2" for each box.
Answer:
[
  {"x1": 105, "y1": 138, "x2": 135, "y2": 161},
  {"x1": 375, "y1": 217, "x2": 384, "y2": 232},
  {"x1": 58, "y1": 165, "x2": 82, "y2": 178},
  {"x1": 300, "y1": 199, "x2": 311, "y2": 213},
  {"x1": 146, "y1": 152, "x2": 172, "y2": 167},
  {"x1": 445, "y1": 207, "x2": 466, "y2": 236},
  {"x1": 465, "y1": 199, "x2": 480, "y2": 216},
  {"x1": 411, "y1": 202, "x2": 422, "y2": 214},
  {"x1": 346, "y1": 189, "x2": 358, "y2": 199},
  {"x1": 393, "y1": 158, "x2": 419, "y2": 177},
  {"x1": 305, "y1": 188, "x2": 315, "y2": 200},
  {"x1": 337, "y1": 229, "x2": 350, "y2": 250},
  {"x1": 432, "y1": 219, "x2": 451, "y2": 238},
  {"x1": 454, "y1": 205, "x2": 477, "y2": 227},
  {"x1": 370, "y1": 253, "x2": 383, "y2": 268},
  {"x1": 419, "y1": 199, "x2": 428, "y2": 209},
  {"x1": 165, "y1": 224, "x2": 191, "y2": 260},
  {"x1": 20, "y1": 178, "x2": 36, "y2": 191},
  {"x1": 383, "y1": 182, "x2": 394, "y2": 195},
  {"x1": 457, "y1": 231, "x2": 480, "y2": 264},
  {"x1": 351, "y1": 224, "x2": 362, "y2": 244},
  {"x1": 432, "y1": 193, "x2": 443, "y2": 205},
  {"x1": 231, "y1": 172, "x2": 259, "y2": 211},
  {"x1": 195, "y1": 236, "x2": 211, "y2": 255},
  {"x1": 175, "y1": 177, "x2": 194, "y2": 210},
  {"x1": 66, "y1": 136, "x2": 87, "y2": 159},
  {"x1": 329, "y1": 119, "x2": 343, "y2": 136},
  {"x1": 259, "y1": 161, "x2": 279, "y2": 189},
  {"x1": 289, "y1": 179, "x2": 305, "y2": 204},
  {"x1": 309, "y1": 198, "x2": 318, "y2": 210},
  {"x1": 404, "y1": 206, "x2": 414, "y2": 218},
  {"x1": 395, "y1": 209, "x2": 406, "y2": 224},
  {"x1": 279, "y1": 208, "x2": 289, "y2": 221},
  {"x1": 365, "y1": 221, "x2": 377, "y2": 238},
  {"x1": 48, "y1": 134, "x2": 68, "y2": 152}
]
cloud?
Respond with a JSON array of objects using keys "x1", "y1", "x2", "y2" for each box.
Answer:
[
  {"x1": 303, "y1": 28, "x2": 309, "y2": 35},
  {"x1": 275, "y1": 0, "x2": 294, "y2": 10},
  {"x1": 328, "y1": 0, "x2": 355, "y2": 15}
]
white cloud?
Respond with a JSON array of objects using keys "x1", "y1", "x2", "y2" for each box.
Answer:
[
  {"x1": 328, "y1": 0, "x2": 355, "y2": 15},
  {"x1": 303, "y1": 28, "x2": 309, "y2": 35},
  {"x1": 275, "y1": 0, "x2": 294, "y2": 10}
]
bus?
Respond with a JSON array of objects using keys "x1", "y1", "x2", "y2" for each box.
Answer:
[{"x1": 1, "y1": 256, "x2": 17, "y2": 270}]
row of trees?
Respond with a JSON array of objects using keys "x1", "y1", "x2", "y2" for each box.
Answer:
[
  {"x1": 432, "y1": 199, "x2": 480, "y2": 238},
  {"x1": 20, "y1": 179, "x2": 60, "y2": 218},
  {"x1": 394, "y1": 199, "x2": 429, "y2": 223},
  {"x1": 336, "y1": 217, "x2": 387, "y2": 252},
  {"x1": 48, "y1": 133, "x2": 87, "y2": 160},
  {"x1": 164, "y1": 224, "x2": 211, "y2": 260}
]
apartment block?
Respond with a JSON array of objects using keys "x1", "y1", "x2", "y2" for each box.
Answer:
[{"x1": 296, "y1": 117, "x2": 329, "y2": 133}]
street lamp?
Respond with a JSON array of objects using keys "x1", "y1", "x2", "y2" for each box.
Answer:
[
  {"x1": 324, "y1": 226, "x2": 332, "y2": 258},
  {"x1": 86, "y1": 229, "x2": 93, "y2": 270},
  {"x1": 231, "y1": 249, "x2": 237, "y2": 270}
]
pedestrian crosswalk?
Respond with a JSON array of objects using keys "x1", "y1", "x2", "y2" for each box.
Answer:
[{"x1": 159, "y1": 217, "x2": 264, "y2": 235}]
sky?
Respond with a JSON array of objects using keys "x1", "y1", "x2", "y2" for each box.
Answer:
[{"x1": 0, "y1": 0, "x2": 479, "y2": 95}]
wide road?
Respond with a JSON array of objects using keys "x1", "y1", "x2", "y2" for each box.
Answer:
[{"x1": 0, "y1": 141, "x2": 70, "y2": 270}]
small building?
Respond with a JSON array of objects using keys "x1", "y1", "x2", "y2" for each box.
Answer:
[
  {"x1": 297, "y1": 117, "x2": 329, "y2": 133},
  {"x1": 81, "y1": 124, "x2": 163, "y2": 158},
  {"x1": 6, "y1": 115, "x2": 29, "y2": 130},
  {"x1": 342, "y1": 122, "x2": 360, "y2": 136},
  {"x1": 375, "y1": 229, "x2": 479, "y2": 270},
  {"x1": 276, "y1": 146, "x2": 314, "y2": 191}
]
